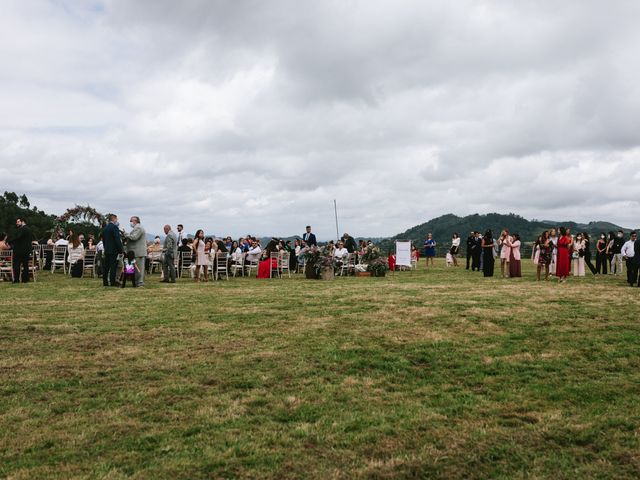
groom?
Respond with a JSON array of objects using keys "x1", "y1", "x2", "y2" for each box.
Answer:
[{"x1": 303, "y1": 225, "x2": 317, "y2": 247}]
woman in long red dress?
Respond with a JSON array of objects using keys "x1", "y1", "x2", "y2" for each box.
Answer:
[
  {"x1": 556, "y1": 226, "x2": 572, "y2": 282},
  {"x1": 257, "y1": 239, "x2": 279, "y2": 279}
]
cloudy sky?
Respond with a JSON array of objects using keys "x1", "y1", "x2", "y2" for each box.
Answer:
[{"x1": 1, "y1": 0, "x2": 639, "y2": 239}]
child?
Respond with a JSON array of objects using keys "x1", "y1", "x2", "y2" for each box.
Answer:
[
  {"x1": 121, "y1": 250, "x2": 140, "y2": 288},
  {"x1": 445, "y1": 252, "x2": 454, "y2": 267}
]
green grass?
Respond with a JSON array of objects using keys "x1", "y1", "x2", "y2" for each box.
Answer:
[{"x1": 1, "y1": 263, "x2": 640, "y2": 479}]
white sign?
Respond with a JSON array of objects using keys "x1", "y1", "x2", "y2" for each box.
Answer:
[{"x1": 395, "y1": 241, "x2": 411, "y2": 266}]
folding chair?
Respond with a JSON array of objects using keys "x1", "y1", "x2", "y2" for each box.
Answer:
[
  {"x1": 0, "y1": 250, "x2": 13, "y2": 282},
  {"x1": 215, "y1": 252, "x2": 229, "y2": 280},
  {"x1": 83, "y1": 250, "x2": 96, "y2": 278},
  {"x1": 51, "y1": 246, "x2": 67, "y2": 274}
]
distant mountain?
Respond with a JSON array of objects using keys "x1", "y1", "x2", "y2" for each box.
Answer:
[{"x1": 380, "y1": 213, "x2": 637, "y2": 251}]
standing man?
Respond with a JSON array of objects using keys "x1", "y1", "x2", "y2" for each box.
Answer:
[
  {"x1": 176, "y1": 224, "x2": 185, "y2": 246},
  {"x1": 466, "y1": 231, "x2": 475, "y2": 270},
  {"x1": 303, "y1": 226, "x2": 317, "y2": 247},
  {"x1": 10, "y1": 218, "x2": 32, "y2": 283},
  {"x1": 101, "y1": 214, "x2": 124, "y2": 287},
  {"x1": 621, "y1": 231, "x2": 637, "y2": 287},
  {"x1": 124, "y1": 216, "x2": 147, "y2": 287},
  {"x1": 342, "y1": 233, "x2": 357, "y2": 253},
  {"x1": 633, "y1": 234, "x2": 640, "y2": 287},
  {"x1": 472, "y1": 232, "x2": 483, "y2": 272},
  {"x1": 610, "y1": 230, "x2": 625, "y2": 275},
  {"x1": 161, "y1": 224, "x2": 178, "y2": 283}
]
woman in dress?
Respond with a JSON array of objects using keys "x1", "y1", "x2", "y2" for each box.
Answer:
[
  {"x1": 257, "y1": 238, "x2": 280, "y2": 279},
  {"x1": 423, "y1": 233, "x2": 436, "y2": 268},
  {"x1": 481, "y1": 230, "x2": 495, "y2": 277},
  {"x1": 498, "y1": 229, "x2": 512, "y2": 278},
  {"x1": 508, "y1": 233, "x2": 522, "y2": 278},
  {"x1": 536, "y1": 231, "x2": 552, "y2": 281},
  {"x1": 548, "y1": 228, "x2": 558, "y2": 275},
  {"x1": 595, "y1": 232, "x2": 608, "y2": 274},
  {"x1": 555, "y1": 226, "x2": 571, "y2": 282},
  {"x1": 450, "y1": 233, "x2": 460, "y2": 267},
  {"x1": 67, "y1": 233, "x2": 85, "y2": 278},
  {"x1": 192, "y1": 229, "x2": 208, "y2": 282},
  {"x1": 572, "y1": 233, "x2": 586, "y2": 277}
]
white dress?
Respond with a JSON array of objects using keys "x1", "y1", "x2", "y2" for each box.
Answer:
[{"x1": 195, "y1": 240, "x2": 207, "y2": 266}]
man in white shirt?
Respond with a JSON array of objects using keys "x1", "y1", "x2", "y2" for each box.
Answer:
[
  {"x1": 246, "y1": 240, "x2": 262, "y2": 263},
  {"x1": 334, "y1": 242, "x2": 348, "y2": 261},
  {"x1": 621, "y1": 231, "x2": 637, "y2": 286},
  {"x1": 54, "y1": 234, "x2": 68, "y2": 247}
]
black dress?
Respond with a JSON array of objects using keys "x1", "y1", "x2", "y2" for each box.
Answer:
[{"x1": 482, "y1": 239, "x2": 495, "y2": 277}]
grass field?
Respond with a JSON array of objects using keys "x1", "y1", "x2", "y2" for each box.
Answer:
[{"x1": 1, "y1": 262, "x2": 640, "y2": 479}]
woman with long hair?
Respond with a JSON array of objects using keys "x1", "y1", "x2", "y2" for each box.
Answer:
[
  {"x1": 498, "y1": 229, "x2": 511, "y2": 278},
  {"x1": 423, "y1": 233, "x2": 436, "y2": 268},
  {"x1": 67, "y1": 233, "x2": 85, "y2": 278},
  {"x1": 556, "y1": 226, "x2": 571, "y2": 282},
  {"x1": 193, "y1": 229, "x2": 208, "y2": 282},
  {"x1": 450, "y1": 233, "x2": 460, "y2": 267},
  {"x1": 481, "y1": 230, "x2": 495, "y2": 277},
  {"x1": 536, "y1": 231, "x2": 552, "y2": 281},
  {"x1": 508, "y1": 233, "x2": 522, "y2": 278},
  {"x1": 582, "y1": 232, "x2": 597, "y2": 275},
  {"x1": 595, "y1": 232, "x2": 608, "y2": 274}
]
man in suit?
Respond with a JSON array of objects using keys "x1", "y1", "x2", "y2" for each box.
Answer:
[
  {"x1": 124, "y1": 216, "x2": 147, "y2": 287},
  {"x1": 466, "y1": 231, "x2": 475, "y2": 270},
  {"x1": 342, "y1": 233, "x2": 357, "y2": 253},
  {"x1": 101, "y1": 214, "x2": 124, "y2": 286},
  {"x1": 471, "y1": 232, "x2": 482, "y2": 272},
  {"x1": 161, "y1": 224, "x2": 178, "y2": 283},
  {"x1": 303, "y1": 226, "x2": 317, "y2": 247},
  {"x1": 633, "y1": 234, "x2": 640, "y2": 287},
  {"x1": 10, "y1": 217, "x2": 33, "y2": 283}
]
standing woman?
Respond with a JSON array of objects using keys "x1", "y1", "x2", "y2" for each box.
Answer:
[
  {"x1": 605, "y1": 231, "x2": 616, "y2": 275},
  {"x1": 556, "y1": 227, "x2": 571, "y2": 283},
  {"x1": 508, "y1": 233, "x2": 522, "y2": 278},
  {"x1": 582, "y1": 233, "x2": 597, "y2": 275},
  {"x1": 548, "y1": 228, "x2": 558, "y2": 275},
  {"x1": 423, "y1": 233, "x2": 436, "y2": 268},
  {"x1": 481, "y1": 230, "x2": 495, "y2": 277},
  {"x1": 532, "y1": 235, "x2": 541, "y2": 266},
  {"x1": 192, "y1": 229, "x2": 208, "y2": 282},
  {"x1": 498, "y1": 230, "x2": 512, "y2": 278},
  {"x1": 595, "y1": 233, "x2": 608, "y2": 274},
  {"x1": 537, "y1": 231, "x2": 552, "y2": 281},
  {"x1": 572, "y1": 233, "x2": 586, "y2": 277},
  {"x1": 450, "y1": 233, "x2": 460, "y2": 267}
]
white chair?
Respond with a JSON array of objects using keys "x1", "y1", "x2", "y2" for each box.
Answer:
[
  {"x1": 51, "y1": 246, "x2": 67, "y2": 274},
  {"x1": 32, "y1": 245, "x2": 42, "y2": 270},
  {"x1": 0, "y1": 250, "x2": 13, "y2": 282},
  {"x1": 179, "y1": 251, "x2": 193, "y2": 278},
  {"x1": 279, "y1": 251, "x2": 291, "y2": 278},
  {"x1": 28, "y1": 252, "x2": 37, "y2": 282},
  {"x1": 215, "y1": 252, "x2": 229, "y2": 280},
  {"x1": 339, "y1": 253, "x2": 353, "y2": 276},
  {"x1": 83, "y1": 250, "x2": 96, "y2": 278},
  {"x1": 269, "y1": 252, "x2": 280, "y2": 278},
  {"x1": 245, "y1": 256, "x2": 259, "y2": 277},
  {"x1": 231, "y1": 253, "x2": 245, "y2": 277},
  {"x1": 149, "y1": 251, "x2": 162, "y2": 274}
]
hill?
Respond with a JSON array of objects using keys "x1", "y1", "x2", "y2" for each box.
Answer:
[{"x1": 380, "y1": 213, "x2": 636, "y2": 252}]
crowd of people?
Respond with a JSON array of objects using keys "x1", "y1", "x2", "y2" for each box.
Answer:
[{"x1": 2, "y1": 215, "x2": 639, "y2": 288}]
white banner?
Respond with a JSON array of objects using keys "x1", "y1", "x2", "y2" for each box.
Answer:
[{"x1": 395, "y1": 241, "x2": 411, "y2": 266}]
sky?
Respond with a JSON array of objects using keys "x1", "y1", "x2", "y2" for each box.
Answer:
[{"x1": 1, "y1": 0, "x2": 639, "y2": 239}]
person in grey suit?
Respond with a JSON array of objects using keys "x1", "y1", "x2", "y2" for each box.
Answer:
[
  {"x1": 124, "y1": 216, "x2": 147, "y2": 286},
  {"x1": 161, "y1": 224, "x2": 178, "y2": 283}
]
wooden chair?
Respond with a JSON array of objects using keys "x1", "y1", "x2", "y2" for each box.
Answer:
[
  {"x1": 51, "y1": 246, "x2": 67, "y2": 274},
  {"x1": 148, "y1": 251, "x2": 162, "y2": 274},
  {"x1": 83, "y1": 250, "x2": 97, "y2": 278},
  {"x1": 179, "y1": 250, "x2": 193, "y2": 278}
]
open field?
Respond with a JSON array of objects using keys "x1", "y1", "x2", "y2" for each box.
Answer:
[{"x1": 1, "y1": 263, "x2": 640, "y2": 479}]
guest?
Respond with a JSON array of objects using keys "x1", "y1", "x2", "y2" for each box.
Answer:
[
  {"x1": 177, "y1": 238, "x2": 191, "y2": 273},
  {"x1": 450, "y1": 233, "x2": 460, "y2": 267},
  {"x1": 536, "y1": 231, "x2": 552, "y2": 281},
  {"x1": 532, "y1": 235, "x2": 540, "y2": 266},
  {"x1": 121, "y1": 250, "x2": 140, "y2": 288},
  {"x1": 548, "y1": 228, "x2": 558, "y2": 275},
  {"x1": 411, "y1": 245, "x2": 419, "y2": 265},
  {"x1": 481, "y1": 230, "x2": 495, "y2": 277},
  {"x1": 86, "y1": 236, "x2": 96, "y2": 251},
  {"x1": 556, "y1": 226, "x2": 571, "y2": 283},
  {"x1": 303, "y1": 226, "x2": 317, "y2": 247},
  {"x1": 605, "y1": 231, "x2": 616, "y2": 274},
  {"x1": 124, "y1": 216, "x2": 147, "y2": 287},
  {"x1": 67, "y1": 233, "x2": 85, "y2": 278},
  {"x1": 342, "y1": 233, "x2": 357, "y2": 254},
  {"x1": 465, "y1": 231, "x2": 475, "y2": 270},
  {"x1": 498, "y1": 230, "x2": 512, "y2": 278},
  {"x1": 101, "y1": 214, "x2": 124, "y2": 287},
  {"x1": 632, "y1": 233, "x2": 640, "y2": 287},
  {"x1": 0, "y1": 233, "x2": 10, "y2": 250},
  {"x1": 471, "y1": 232, "x2": 482, "y2": 272},
  {"x1": 595, "y1": 233, "x2": 608, "y2": 274},
  {"x1": 423, "y1": 233, "x2": 436, "y2": 268},
  {"x1": 334, "y1": 241, "x2": 348, "y2": 267},
  {"x1": 621, "y1": 231, "x2": 637, "y2": 287},
  {"x1": 161, "y1": 224, "x2": 177, "y2": 283},
  {"x1": 54, "y1": 233, "x2": 68, "y2": 247},
  {"x1": 582, "y1": 233, "x2": 597, "y2": 275},
  {"x1": 192, "y1": 229, "x2": 208, "y2": 282},
  {"x1": 610, "y1": 230, "x2": 625, "y2": 275},
  {"x1": 9, "y1": 218, "x2": 33, "y2": 283},
  {"x1": 257, "y1": 238, "x2": 279, "y2": 278},
  {"x1": 508, "y1": 233, "x2": 521, "y2": 278},
  {"x1": 572, "y1": 233, "x2": 586, "y2": 277}
]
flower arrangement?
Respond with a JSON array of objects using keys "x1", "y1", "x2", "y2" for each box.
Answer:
[
  {"x1": 300, "y1": 245, "x2": 337, "y2": 279},
  {"x1": 361, "y1": 245, "x2": 389, "y2": 277}
]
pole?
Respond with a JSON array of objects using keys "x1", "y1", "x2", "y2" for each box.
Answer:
[{"x1": 334, "y1": 199, "x2": 340, "y2": 241}]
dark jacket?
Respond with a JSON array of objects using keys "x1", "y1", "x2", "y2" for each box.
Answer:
[
  {"x1": 633, "y1": 240, "x2": 640, "y2": 265},
  {"x1": 11, "y1": 224, "x2": 33, "y2": 256},
  {"x1": 343, "y1": 236, "x2": 357, "y2": 253},
  {"x1": 303, "y1": 232, "x2": 317, "y2": 246},
  {"x1": 102, "y1": 223, "x2": 124, "y2": 255}
]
